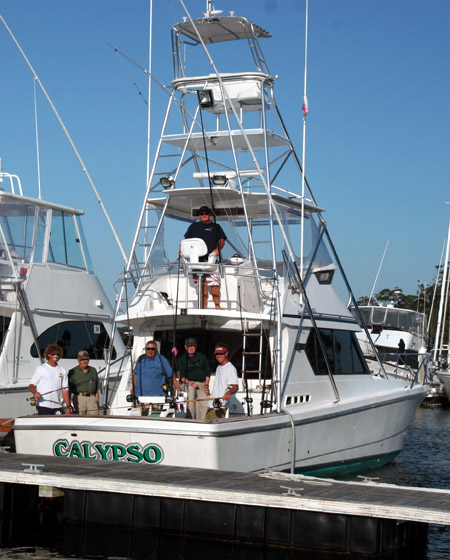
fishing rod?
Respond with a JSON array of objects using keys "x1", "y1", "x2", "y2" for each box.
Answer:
[{"x1": 26, "y1": 388, "x2": 65, "y2": 407}]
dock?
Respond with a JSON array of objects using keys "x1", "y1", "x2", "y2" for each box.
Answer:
[{"x1": 1, "y1": 452, "x2": 449, "y2": 556}]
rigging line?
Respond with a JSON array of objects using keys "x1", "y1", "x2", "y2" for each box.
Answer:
[
  {"x1": 197, "y1": 103, "x2": 223, "y2": 265},
  {"x1": 260, "y1": 289, "x2": 276, "y2": 414},
  {"x1": 237, "y1": 285, "x2": 251, "y2": 416},
  {"x1": 124, "y1": 268, "x2": 136, "y2": 408},
  {"x1": 33, "y1": 78, "x2": 42, "y2": 200},
  {"x1": 114, "y1": 49, "x2": 148, "y2": 105},
  {"x1": 110, "y1": 44, "x2": 219, "y2": 150},
  {"x1": 169, "y1": 262, "x2": 182, "y2": 379},
  {"x1": 0, "y1": 15, "x2": 127, "y2": 265}
]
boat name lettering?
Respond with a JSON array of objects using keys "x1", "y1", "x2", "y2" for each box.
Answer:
[{"x1": 53, "y1": 439, "x2": 163, "y2": 464}]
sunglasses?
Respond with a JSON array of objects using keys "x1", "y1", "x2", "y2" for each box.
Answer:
[
  {"x1": 146, "y1": 347, "x2": 157, "y2": 351},
  {"x1": 214, "y1": 352, "x2": 226, "y2": 356},
  {"x1": 51, "y1": 354, "x2": 60, "y2": 357},
  {"x1": 199, "y1": 212, "x2": 210, "y2": 216}
]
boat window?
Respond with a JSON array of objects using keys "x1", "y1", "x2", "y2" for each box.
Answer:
[
  {"x1": 0, "y1": 316, "x2": 11, "y2": 351},
  {"x1": 305, "y1": 328, "x2": 370, "y2": 376},
  {"x1": 0, "y1": 204, "x2": 36, "y2": 262},
  {"x1": 281, "y1": 208, "x2": 333, "y2": 272},
  {"x1": 32, "y1": 210, "x2": 47, "y2": 264},
  {"x1": 358, "y1": 308, "x2": 371, "y2": 325},
  {"x1": 30, "y1": 321, "x2": 116, "y2": 360},
  {"x1": 372, "y1": 307, "x2": 387, "y2": 325},
  {"x1": 48, "y1": 212, "x2": 85, "y2": 269}
]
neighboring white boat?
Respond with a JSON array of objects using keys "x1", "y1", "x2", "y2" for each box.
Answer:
[
  {"x1": 436, "y1": 371, "x2": 450, "y2": 401},
  {"x1": 13, "y1": 3, "x2": 426, "y2": 475},
  {"x1": 0, "y1": 164, "x2": 126, "y2": 434},
  {"x1": 354, "y1": 304, "x2": 428, "y2": 369}
]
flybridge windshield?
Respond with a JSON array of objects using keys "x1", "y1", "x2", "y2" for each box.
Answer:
[
  {"x1": 146, "y1": 205, "x2": 332, "y2": 273},
  {"x1": 359, "y1": 307, "x2": 426, "y2": 336},
  {"x1": 0, "y1": 202, "x2": 92, "y2": 271}
]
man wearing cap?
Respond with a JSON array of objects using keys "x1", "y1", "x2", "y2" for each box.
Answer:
[
  {"x1": 68, "y1": 350, "x2": 99, "y2": 414},
  {"x1": 177, "y1": 338, "x2": 210, "y2": 420},
  {"x1": 205, "y1": 343, "x2": 239, "y2": 420},
  {"x1": 184, "y1": 206, "x2": 227, "y2": 309}
]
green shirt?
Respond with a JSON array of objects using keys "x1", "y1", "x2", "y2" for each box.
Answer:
[
  {"x1": 177, "y1": 351, "x2": 210, "y2": 382},
  {"x1": 68, "y1": 365, "x2": 99, "y2": 394}
]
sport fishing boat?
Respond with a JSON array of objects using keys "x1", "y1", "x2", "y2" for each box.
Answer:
[
  {"x1": 0, "y1": 163, "x2": 125, "y2": 436},
  {"x1": 353, "y1": 303, "x2": 429, "y2": 381},
  {"x1": 354, "y1": 304, "x2": 428, "y2": 362},
  {"x1": 13, "y1": 2, "x2": 426, "y2": 475}
]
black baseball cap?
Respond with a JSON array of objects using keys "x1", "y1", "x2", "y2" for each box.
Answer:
[{"x1": 199, "y1": 206, "x2": 211, "y2": 214}]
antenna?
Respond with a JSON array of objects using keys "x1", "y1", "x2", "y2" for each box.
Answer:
[{"x1": 204, "y1": 1, "x2": 223, "y2": 17}]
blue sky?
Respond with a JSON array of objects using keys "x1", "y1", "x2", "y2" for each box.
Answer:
[{"x1": 0, "y1": 0, "x2": 449, "y2": 306}]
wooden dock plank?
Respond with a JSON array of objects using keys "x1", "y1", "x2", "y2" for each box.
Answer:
[{"x1": 0, "y1": 453, "x2": 449, "y2": 526}]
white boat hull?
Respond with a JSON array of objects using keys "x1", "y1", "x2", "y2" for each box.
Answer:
[
  {"x1": 14, "y1": 381, "x2": 425, "y2": 475},
  {"x1": 437, "y1": 371, "x2": 450, "y2": 402}
]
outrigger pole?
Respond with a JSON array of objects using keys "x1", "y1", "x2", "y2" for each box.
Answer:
[
  {"x1": 300, "y1": 0, "x2": 309, "y2": 282},
  {"x1": 0, "y1": 15, "x2": 128, "y2": 265}
]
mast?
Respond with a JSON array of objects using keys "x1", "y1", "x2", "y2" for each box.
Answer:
[{"x1": 433, "y1": 219, "x2": 450, "y2": 361}]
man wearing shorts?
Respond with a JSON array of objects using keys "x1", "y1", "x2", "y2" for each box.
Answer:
[{"x1": 184, "y1": 206, "x2": 226, "y2": 309}]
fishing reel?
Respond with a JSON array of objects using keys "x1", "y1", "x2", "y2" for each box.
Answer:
[
  {"x1": 126, "y1": 394, "x2": 137, "y2": 403},
  {"x1": 212, "y1": 398, "x2": 223, "y2": 409},
  {"x1": 260, "y1": 400, "x2": 273, "y2": 410},
  {"x1": 161, "y1": 383, "x2": 169, "y2": 395},
  {"x1": 27, "y1": 396, "x2": 37, "y2": 407}
]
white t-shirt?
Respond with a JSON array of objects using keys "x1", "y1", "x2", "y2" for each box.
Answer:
[
  {"x1": 30, "y1": 363, "x2": 68, "y2": 409},
  {"x1": 210, "y1": 361, "x2": 239, "y2": 408}
]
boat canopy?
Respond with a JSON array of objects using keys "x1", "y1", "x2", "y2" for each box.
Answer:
[{"x1": 173, "y1": 16, "x2": 271, "y2": 44}]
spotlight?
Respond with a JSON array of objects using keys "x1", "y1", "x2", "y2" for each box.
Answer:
[
  {"x1": 211, "y1": 175, "x2": 228, "y2": 186},
  {"x1": 160, "y1": 176, "x2": 174, "y2": 189},
  {"x1": 198, "y1": 89, "x2": 214, "y2": 108}
]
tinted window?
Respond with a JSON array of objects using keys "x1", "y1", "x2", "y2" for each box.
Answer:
[
  {"x1": 0, "y1": 316, "x2": 11, "y2": 350},
  {"x1": 305, "y1": 328, "x2": 369, "y2": 376},
  {"x1": 31, "y1": 321, "x2": 116, "y2": 360}
]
